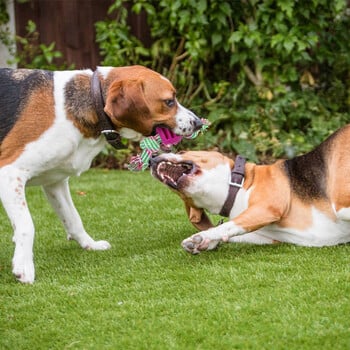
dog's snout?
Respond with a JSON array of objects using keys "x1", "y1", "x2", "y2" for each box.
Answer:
[
  {"x1": 191, "y1": 117, "x2": 203, "y2": 131},
  {"x1": 149, "y1": 154, "x2": 158, "y2": 167}
]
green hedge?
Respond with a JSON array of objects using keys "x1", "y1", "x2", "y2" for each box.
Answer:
[{"x1": 96, "y1": 0, "x2": 350, "y2": 161}]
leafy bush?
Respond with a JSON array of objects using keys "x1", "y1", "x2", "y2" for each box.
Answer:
[
  {"x1": 13, "y1": 20, "x2": 74, "y2": 70},
  {"x1": 0, "y1": 0, "x2": 71, "y2": 70},
  {"x1": 96, "y1": 0, "x2": 350, "y2": 161}
]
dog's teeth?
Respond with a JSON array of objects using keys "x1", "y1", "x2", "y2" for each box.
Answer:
[
  {"x1": 157, "y1": 162, "x2": 167, "y2": 178},
  {"x1": 155, "y1": 160, "x2": 185, "y2": 187},
  {"x1": 164, "y1": 175, "x2": 177, "y2": 187}
]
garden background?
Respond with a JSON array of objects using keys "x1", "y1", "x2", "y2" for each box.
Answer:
[{"x1": 1, "y1": 0, "x2": 349, "y2": 164}]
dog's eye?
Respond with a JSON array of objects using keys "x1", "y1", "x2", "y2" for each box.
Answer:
[{"x1": 164, "y1": 99, "x2": 175, "y2": 108}]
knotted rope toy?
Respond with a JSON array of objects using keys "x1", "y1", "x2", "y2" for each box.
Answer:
[{"x1": 128, "y1": 118, "x2": 210, "y2": 171}]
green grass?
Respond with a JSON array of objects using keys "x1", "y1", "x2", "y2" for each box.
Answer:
[{"x1": 1, "y1": 169, "x2": 350, "y2": 349}]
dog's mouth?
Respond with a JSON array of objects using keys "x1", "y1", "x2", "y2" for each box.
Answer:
[
  {"x1": 152, "y1": 160, "x2": 197, "y2": 190},
  {"x1": 151, "y1": 124, "x2": 170, "y2": 136}
]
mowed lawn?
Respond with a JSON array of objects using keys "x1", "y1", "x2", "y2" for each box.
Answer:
[{"x1": 0, "y1": 169, "x2": 349, "y2": 349}]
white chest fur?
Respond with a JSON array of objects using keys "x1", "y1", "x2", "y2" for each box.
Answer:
[
  {"x1": 12, "y1": 124, "x2": 106, "y2": 187},
  {"x1": 186, "y1": 163, "x2": 231, "y2": 214}
]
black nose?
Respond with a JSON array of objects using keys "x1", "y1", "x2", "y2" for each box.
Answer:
[
  {"x1": 149, "y1": 154, "x2": 158, "y2": 167},
  {"x1": 191, "y1": 117, "x2": 203, "y2": 131}
]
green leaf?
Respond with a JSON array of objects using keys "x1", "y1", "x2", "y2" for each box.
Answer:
[
  {"x1": 270, "y1": 34, "x2": 283, "y2": 48},
  {"x1": 244, "y1": 36, "x2": 254, "y2": 48},
  {"x1": 219, "y1": 2, "x2": 231, "y2": 15},
  {"x1": 229, "y1": 31, "x2": 243, "y2": 43},
  {"x1": 283, "y1": 38, "x2": 295, "y2": 53},
  {"x1": 278, "y1": 1, "x2": 294, "y2": 18},
  {"x1": 197, "y1": 0, "x2": 207, "y2": 13},
  {"x1": 211, "y1": 32, "x2": 222, "y2": 47}
]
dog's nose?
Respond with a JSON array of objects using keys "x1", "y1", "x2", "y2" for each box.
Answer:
[
  {"x1": 191, "y1": 116, "x2": 203, "y2": 131},
  {"x1": 149, "y1": 154, "x2": 158, "y2": 167}
]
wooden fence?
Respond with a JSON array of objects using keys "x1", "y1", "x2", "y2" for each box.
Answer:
[{"x1": 14, "y1": 0, "x2": 150, "y2": 69}]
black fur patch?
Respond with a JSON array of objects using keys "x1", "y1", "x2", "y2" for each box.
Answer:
[
  {"x1": 283, "y1": 132, "x2": 336, "y2": 202},
  {"x1": 0, "y1": 68, "x2": 53, "y2": 144}
]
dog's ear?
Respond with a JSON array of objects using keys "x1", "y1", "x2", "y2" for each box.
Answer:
[
  {"x1": 184, "y1": 202, "x2": 214, "y2": 231},
  {"x1": 104, "y1": 80, "x2": 151, "y2": 129}
]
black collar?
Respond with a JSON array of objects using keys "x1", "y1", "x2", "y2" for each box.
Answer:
[
  {"x1": 90, "y1": 70, "x2": 126, "y2": 149},
  {"x1": 219, "y1": 155, "x2": 246, "y2": 217}
]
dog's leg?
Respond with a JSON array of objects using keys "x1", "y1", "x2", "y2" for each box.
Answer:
[
  {"x1": 228, "y1": 232, "x2": 277, "y2": 244},
  {"x1": 182, "y1": 206, "x2": 281, "y2": 254},
  {"x1": 334, "y1": 206, "x2": 350, "y2": 221},
  {"x1": 42, "y1": 179, "x2": 111, "y2": 250},
  {"x1": 0, "y1": 170, "x2": 35, "y2": 283},
  {"x1": 182, "y1": 231, "x2": 277, "y2": 254}
]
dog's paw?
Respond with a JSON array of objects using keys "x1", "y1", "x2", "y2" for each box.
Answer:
[
  {"x1": 181, "y1": 234, "x2": 219, "y2": 254},
  {"x1": 85, "y1": 240, "x2": 111, "y2": 251},
  {"x1": 12, "y1": 257, "x2": 35, "y2": 284}
]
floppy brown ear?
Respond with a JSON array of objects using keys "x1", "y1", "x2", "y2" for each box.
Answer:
[
  {"x1": 184, "y1": 202, "x2": 215, "y2": 231},
  {"x1": 104, "y1": 80, "x2": 150, "y2": 128}
]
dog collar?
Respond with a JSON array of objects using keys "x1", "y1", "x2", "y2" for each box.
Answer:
[
  {"x1": 90, "y1": 70, "x2": 126, "y2": 149},
  {"x1": 219, "y1": 155, "x2": 246, "y2": 217}
]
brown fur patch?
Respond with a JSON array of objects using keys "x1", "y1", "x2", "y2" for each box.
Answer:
[
  {"x1": 180, "y1": 151, "x2": 233, "y2": 171},
  {"x1": 104, "y1": 79, "x2": 153, "y2": 135},
  {"x1": 324, "y1": 125, "x2": 350, "y2": 212},
  {"x1": 229, "y1": 163, "x2": 290, "y2": 231},
  {"x1": 0, "y1": 84, "x2": 55, "y2": 167},
  {"x1": 278, "y1": 195, "x2": 313, "y2": 229},
  {"x1": 181, "y1": 195, "x2": 214, "y2": 230}
]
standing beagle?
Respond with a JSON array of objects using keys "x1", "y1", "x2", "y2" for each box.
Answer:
[
  {"x1": 0, "y1": 65, "x2": 202, "y2": 282},
  {"x1": 150, "y1": 125, "x2": 350, "y2": 254}
]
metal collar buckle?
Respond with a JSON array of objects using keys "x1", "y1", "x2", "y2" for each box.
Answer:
[
  {"x1": 229, "y1": 177, "x2": 244, "y2": 188},
  {"x1": 101, "y1": 130, "x2": 119, "y2": 135}
]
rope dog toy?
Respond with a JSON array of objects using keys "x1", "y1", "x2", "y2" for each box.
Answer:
[{"x1": 128, "y1": 118, "x2": 210, "y2": 171}]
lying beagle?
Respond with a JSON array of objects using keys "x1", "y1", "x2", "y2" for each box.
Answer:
[
  {"x1": 0, "y1": 65, "x2": 202, "y2": 283},
  {"x1": 150, "y1": 124, "x2": 350, "y2": 254}
]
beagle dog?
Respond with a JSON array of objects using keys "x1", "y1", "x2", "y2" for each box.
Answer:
[
  {"x1": 150, "y1": 124, "x2": 350, "y2": 254},
  {"x1": 0, "y1": 65, "x2": 202, "y2": 283}
]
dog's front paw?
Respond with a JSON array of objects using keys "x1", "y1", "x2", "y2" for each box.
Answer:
[
  {"x1": 181, "y1": 234, "x2": 219, "y2": 254},
  {"x1": 85, "y1": 240, "x2": 111, "y2": 251},
  {"x1": 12, "y1": 257, "x2": 35, "y2": 284}
]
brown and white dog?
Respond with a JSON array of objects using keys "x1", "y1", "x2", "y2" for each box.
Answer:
[
  {"x1": 150, "y1": 124, "x2": 350, "y2": 254},
  {"x1": 0, "y1": 65, "x2": 202, "y2": 283}
]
